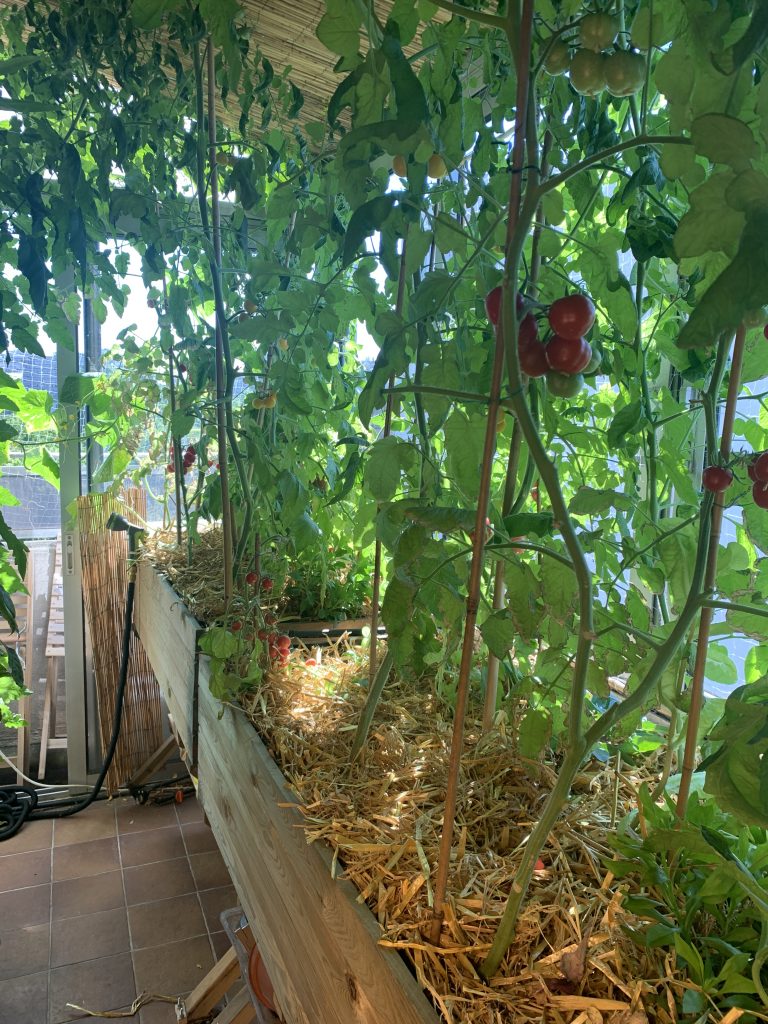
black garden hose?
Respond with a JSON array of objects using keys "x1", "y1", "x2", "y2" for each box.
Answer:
[{"x1": 0, "y1": 514, "x2": 144, "y2": 841}]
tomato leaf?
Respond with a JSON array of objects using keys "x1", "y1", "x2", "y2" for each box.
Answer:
[
  {"x1": 606, "y1": 400, "x2": 646, "y2": 448},
  {"x1": 479, "y1": 610, "x2": 516, "y2": 660}
]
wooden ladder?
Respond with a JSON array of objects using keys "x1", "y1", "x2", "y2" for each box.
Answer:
[
  {"x1": 38, "y1": 541, "x2": 66, "y2": 779},
  {"x1": 0, "y1": 548, "x2": 34, "y2": 783}
]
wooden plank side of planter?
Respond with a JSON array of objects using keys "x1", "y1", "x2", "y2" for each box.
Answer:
[
  {"x1": 134, "y1": 560, "x2": 201, "y2": 762},
  {"x1": 196, "y1": 661, "x2": 439, "y2": 1024}
]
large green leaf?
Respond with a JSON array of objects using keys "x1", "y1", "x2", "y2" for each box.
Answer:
[
  {"x1": 701, "y1": 680, "x2": 768, "y2": 828},
  {"x1": 480, "y1": 610, "x2": 516, "y2": 660}
]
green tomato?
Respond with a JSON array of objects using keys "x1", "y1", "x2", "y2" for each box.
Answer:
[
  {"x1": 604, "y1": 51, "x2": 646, "y2": 97},
  {"x1": 547, "y1": 371, "x2": 585, "y2": 398},
  {"x1": 583, "y1": 347, "x2": 603, "y2": 375},
  {"x1": 744, "y1": 307, "x2": 767, "y2": 328},
  {"x1": 569, "y1": 49, "x2": 606, "y2": 96},
  {"x1": 578, "y1": 12, "x2": 619, "y2": 52},
  {"x1": 543, "y1": 40, "x2": 570, "y2": 75}
]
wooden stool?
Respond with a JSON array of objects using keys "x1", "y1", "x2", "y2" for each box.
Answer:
[
  {"x1": 176, "y1": 914, "x2": 277, "y2": 1024},
  {"x1": 38, "y1": 542, "x2": 66, "y2": 779},
  {"x1": 176, "y1": 944, "x2": 255, "y2": 1024}
]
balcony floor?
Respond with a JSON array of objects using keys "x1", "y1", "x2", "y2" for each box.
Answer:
[{"x1": 0, "y1": 795, "x2": 239, "y2": 1024}]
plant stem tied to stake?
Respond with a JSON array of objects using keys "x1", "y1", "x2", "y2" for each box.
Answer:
[
  {"x1": 368, "y1": 233, "x2": 408, "y2": 684},
  {"x1": 426, "y1": 0, "x2": 533, "y2": 947},
  {"x1": 676, "y1": 323, "x2": 747, "y2": 817}
]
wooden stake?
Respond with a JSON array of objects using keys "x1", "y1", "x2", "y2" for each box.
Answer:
[
  {"x1": 676, "y1": 322, "x2": 747, "y2": 816},
  {"x1": 368, "y1": 234, "x2": 408, "y2": 683},
  {"x1": 206, "y1": 40, "x2": 233, "y2": 600},
  {"x1": 427, "y1": 0, "x2": 534, "y2": 944}
]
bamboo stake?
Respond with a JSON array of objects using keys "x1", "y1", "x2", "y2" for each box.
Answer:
[
  {"x1": 368, "y1": 235, "x2": 408, "y2": 683},
  {"x1": 676, "y1": 322, "x2": 747, "y2": 816},
  {"x1": 206, "y1": 41, "x2": 233, "y2": 599},
  {"x1": 426, "y1": 0, "x2": 533, "y2": 945}
]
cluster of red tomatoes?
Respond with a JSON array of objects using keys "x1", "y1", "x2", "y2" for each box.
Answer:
[
  {"x1": 485, "y1": 286, "x2": 598, "y2": 398},
  {"x1": 245, "y1": 570, "x2": 273, "y2": 592},
  {"x1": 701, "y1": 453, "x2": 768, "y2": 509},
  {"x1": 165, "y1": 443, "x2": 196, "y2": 474},
  {"x1": 257, "y1": 628, "x2": 291, "y2": 665}
]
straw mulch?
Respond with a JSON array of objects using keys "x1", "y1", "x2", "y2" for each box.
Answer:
[
  {"x1": 240, "y1": 641, "x2": 690, "y2": 1024},
  {"x1": 143, "y1": 528, "x2": 233, "y2": 624}
]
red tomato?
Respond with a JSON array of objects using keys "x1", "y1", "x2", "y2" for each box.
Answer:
[
  {"x1": 277, "y1": 634, "x2": 291, "y2": 650},
  {"x1": 545, "y1": 335, "x2": 592, "y2": 374},
  {"x1": 548, "y1": 295, "x2": 595, "y2": 340},
  {"x1": 753, "y1": 481, "x2": 768, "y2": 509},
  {"x1": 753, "y1": 452, "x2": 768, "y2": 482},
  {"x1": 305, "y1": 658, "x2": 317, "y2": 666},
  {"x1": 485, "y1": 287, "x2": 524, "y2": 327},
  {"x1": 534, "y1": 858, "x2": 546, "y2": 872},
  {"x1": 261, "y1": 577, "x2": 274, "y2": 592},
  {"x1": 519, "y1": 341, "x2": 549, "y2": 377},
  {"x1": 518, "y1": 313, "x2": 538, "y2": 347},
  {"x1": 246, "y1": 571, "x2": 259, "y2": 586},
  {"x1": 701, "y1": 466, "x2": 733, "y2": 492},
  {"x1": 257, "y1": 629, "x2": 268, "y2": 641},
  {"x1": 231, "y1": 620, "x2": 242, "y2": 632}
]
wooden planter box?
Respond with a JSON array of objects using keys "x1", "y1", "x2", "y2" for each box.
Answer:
[{"x1": 135, "y1": 561, "x2": 439, "y2": 1024}]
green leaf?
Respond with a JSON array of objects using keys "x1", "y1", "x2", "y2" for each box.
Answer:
[
  {"x1": 674, "y1": 173, "x2": 744, "y2": 260},
  {"x1": 678, "y1": 206, "x2": 768, "y2": 349},
  {"x1": 316, "y1": 0, "x2": 362, "y2": 59},
  {"x1": 199, "y1": 626, "x2": 239, "y2": 661},
  {"x1": 342, "y1": 195, "x2": 398, "y2": 268},
  {"x1": 17, "y1": 231, "x2": 49, "y2": 315},
  {"x1": 501, "y1": 512, "x2": 554, "y2": 539},
  {"x1": 170, "y1": 410, "x2": 195, "y2": 438},
  {"x1": 59, "y1": 374, "x2": 96, "y2": 406},
  {"x1": 411, "y1": 270, "x2": 455, "y2": 319},
  {"x1": 403, "y1": 505, "x2": 476, "y2": 534},
  {"x1": 703, "y1": 680, "x2": 768, "y2": 827},
  {"x1": 658, "y1": 519, "x2": 699, "y2": 611},
  {"x1": 517, "y1": 707, "x2": 552, "y2": 759},
  {"x1": 606, "y1": 400, "x2": 646, "y2": 448},
  {"x1": 540, "y1": 557, "x2": 577, "y2": 623},
  {"x1": 504, "y1": 561, "x2": 540, "y2": 641},
  {"x1": 569, "y1": 487, "x2": 634, "y2": 515},
  {"x1": 690, "y1": 115, "x2": 757, "y2": 170},
  {"x1": 130, "y1": 0, "x2": 182, "y2": 29},
  {"x1": 704, "y1": 643, "x2": 738, "y2": 686},
  {"x1": 443, "y1": 410, "x2": 486, "y2": 501},
  {"x1": 364, "y1": 435, "x2": 414, "y2": 502},
  {"x1": 480, "y1": 610, "x2": 516, "y2": 660}
]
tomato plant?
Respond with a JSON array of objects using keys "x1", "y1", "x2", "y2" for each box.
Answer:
[{"x1": 0, "y1": 0, "x2": 767, "y2": 1016}]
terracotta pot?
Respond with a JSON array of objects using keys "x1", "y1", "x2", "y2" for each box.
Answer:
[{"x1": 247, "y1": 943, "x2": 277, "y2": 1012}]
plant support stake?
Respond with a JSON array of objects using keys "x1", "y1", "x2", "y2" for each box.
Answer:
[
  {"x1": 206, "y1": 40, "x2": 233, "y2": 599},
  {"x1": 676, "y1": 322, "x2": 747, "y2": 816},
  {"x1": 368, "y1": 233, "x2": 408, "y2": 684},
  {"x1": 426, "y1": 0, "x2": 533, "y2": 946}
]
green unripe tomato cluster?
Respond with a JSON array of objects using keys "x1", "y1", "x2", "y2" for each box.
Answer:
[{"x1": 542, "y1": 10, "x2": 646, "y2": 99}]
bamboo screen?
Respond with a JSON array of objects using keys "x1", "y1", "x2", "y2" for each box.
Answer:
[{"x1": 77, "y1": 490, "x2": 163, "y2": 793}]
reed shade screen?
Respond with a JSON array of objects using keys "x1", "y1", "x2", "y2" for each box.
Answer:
[
  {"x1": 0, "y1": 0, "x2": 445, "y2": 132},
  {"x1": 77, "y1": 490, "x2": 163, "y2": 793}
]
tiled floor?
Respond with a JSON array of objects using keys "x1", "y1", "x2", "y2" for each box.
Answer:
[{"x1": 0, "y1": 795, "x2": 240, "y2": 1024}]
